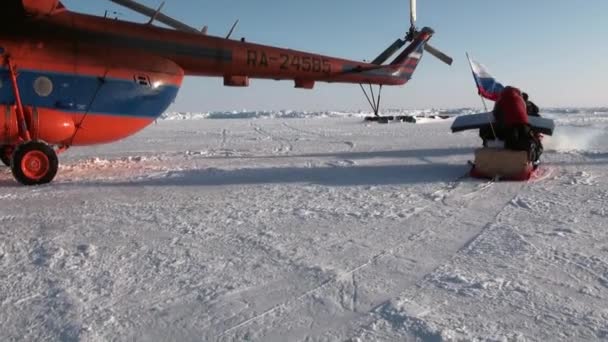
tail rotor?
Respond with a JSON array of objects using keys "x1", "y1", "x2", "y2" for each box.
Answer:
[{"x1": 408, "y1": 0, "x2": 453, "y2": 65}]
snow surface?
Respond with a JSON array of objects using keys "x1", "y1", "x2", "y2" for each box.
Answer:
[{"x1": 1, "y1": 109, "x2": 608, "y2": 341}]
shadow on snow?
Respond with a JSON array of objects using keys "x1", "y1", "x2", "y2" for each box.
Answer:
[{"x1": 84, "y1": 163, "x2": 470, "y2": 188}]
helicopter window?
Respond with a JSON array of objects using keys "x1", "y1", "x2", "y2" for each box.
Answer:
[
  {"x1": 34, "y1": 76, "x2": 53, "y2": 97},
  {"x1": 135, "y1": 75, "x2": 151, "y2": 87}
]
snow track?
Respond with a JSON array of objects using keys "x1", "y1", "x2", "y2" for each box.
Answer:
[
  {"x1": 217, "y1": 174, "x2": 523, "y2": 341},
  {"x1": 1, "y1": 117, "x2": 607, "y2": 341}
]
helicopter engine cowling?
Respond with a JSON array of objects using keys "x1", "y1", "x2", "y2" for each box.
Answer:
[{"x1": 21, "y1": 0, "x2": 60, "y2": 16}]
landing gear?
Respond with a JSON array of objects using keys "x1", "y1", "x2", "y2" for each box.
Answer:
[
  {"x1": 2, "y1": 56, "x2": 62, "y2": 185},
  {"x1": 360, "y1": 84, "x2": 391, "y2": 124},
  {"x1": 0, "y1": 145, "x2": 13, "y2": 167},
  {"x1": 10, "y1": 141, "x2": 58, "y2": 186},
  {"x1": 360, "y1": 83, "x2": 384, "y2": 118}
]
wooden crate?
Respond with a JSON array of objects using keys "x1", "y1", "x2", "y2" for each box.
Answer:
[{"x1": 472, "y1": 148, "x2": 532, "y2": 180}]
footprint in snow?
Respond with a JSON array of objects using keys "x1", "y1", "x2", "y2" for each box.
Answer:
[
  {"x1": 76, "y1": 244, "x2": 97, "y2": 258},
  {"x1": 294, "y1": 208, "x2": 315, "y2": 218},
  {"x1": 343, "y1": 141, "x2": 355, "y2": 149},
  {"x1": 510, "y1": 197, "x2": 533, "y2": 210},
  {"x1": 31, "y1": 244, "x2": 66, "y2": 268},
  {"x1": 325, "y1": 160, "x2": 356, "y2": 167},
  {"x1": 591, "y1": 209, "x2": 608, "y2": 218},
  {"x1": 569, "y1": 171, "x2": 595, "y2": 185},
  {"x1": 549, "y1": 228, "x2": 578, "y2": 237}
]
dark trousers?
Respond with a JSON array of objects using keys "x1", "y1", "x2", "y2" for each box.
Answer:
[
  {"x1": 479, "y1": 124, "x2": 505, "y2": 143},
  {"x1": 504, "y1": 124, "x2": 543, "y2": 162}
]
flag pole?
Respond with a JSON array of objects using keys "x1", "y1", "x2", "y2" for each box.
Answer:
[
  {"x1": 466, "y1": 53, "x2": 489, "y2": 111},
  {"x1": 466, "y1": 53, "x2": 496, "y2": 140},
  {"x1": 480, "y1": 96, "x2": 489, "y2": 112}
]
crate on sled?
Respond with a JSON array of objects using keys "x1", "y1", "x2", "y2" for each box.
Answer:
[{"x1": 470, "y1": 147, "x2": 533, "y2": 181}]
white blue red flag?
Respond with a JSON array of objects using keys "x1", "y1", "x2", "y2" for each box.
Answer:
[{"x1": 466, "y1": 54, "x2": 504, "y2": 101}]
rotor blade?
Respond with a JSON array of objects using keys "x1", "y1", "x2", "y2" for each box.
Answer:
[
  {"x1": 146, "y1": 1, "x2": 165, "y2": 25},
  {"x1": 226, "y1": 19, "x2": 239, "y2": 39},
  {"x1": 424, "y1": 43, "x2": 453, "y2": 65},
  {"x1": 108, "y1": 0, "x2": 200, "y2": 33},
  {"x1": 410, "y1": 0, "x2": 417, "y2": 29},
  {"x1": 371, "y1": 38, "x2": 406, "y2": 65}
]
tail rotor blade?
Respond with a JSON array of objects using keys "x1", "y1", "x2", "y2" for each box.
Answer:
[
  {"x1": 410, "y1": 0, "x2": 417, "y2": 29},
  {"x1": 424, "y1": 43, "x2": 453, "y2": 65}
]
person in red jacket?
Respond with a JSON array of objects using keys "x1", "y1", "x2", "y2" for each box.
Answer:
[{"x1": 493, "y1": 86, "x2": 542, "y2": 166}]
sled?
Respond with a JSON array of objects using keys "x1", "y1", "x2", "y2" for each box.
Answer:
[{"x1": 469, "y1": 148, "x2": 535, "y2": 181}]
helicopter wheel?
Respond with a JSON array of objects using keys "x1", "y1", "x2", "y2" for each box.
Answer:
[
  {"x1": 0, "y1": 145, "x2": 13, "y2": 167},
  {"x1": 11, "y1": 141, "x2": 59, "y2": 186}
]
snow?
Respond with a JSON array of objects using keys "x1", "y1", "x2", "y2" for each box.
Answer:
[
  {"x1": 1, "y1": 109, "x2": 607, "y2": 341},
  {"x1": 160, "y1": 108, "x2": 480, "y2": 120}
]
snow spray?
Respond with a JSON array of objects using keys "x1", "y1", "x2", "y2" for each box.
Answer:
[{"x1": 544, "y1": 125, "x2": 604, "y2": 152}]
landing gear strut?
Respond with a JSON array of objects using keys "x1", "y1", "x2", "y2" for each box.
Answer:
[
  {"x1": 4, "y1": 55, "x2": 60, "y2": 185},
  {"x1": 360, "y1": 83, "x2": 384, "y2": 117},
  {"x1": 361, "y1": 83, "x2": 394, "y2": 124}
]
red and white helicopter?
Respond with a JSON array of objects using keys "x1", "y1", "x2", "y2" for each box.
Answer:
[{"x1": 0, "y1": 0, "x2": 451, "y2": 185}]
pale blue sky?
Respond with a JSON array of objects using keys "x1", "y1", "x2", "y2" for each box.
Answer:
[{"x1": 62, "y1": 0, "x2": 607, "y2": 111}]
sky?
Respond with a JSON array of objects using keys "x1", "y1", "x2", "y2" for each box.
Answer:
[{"x1": 61, "y1": 0, "x2": 608, "y2": 112}]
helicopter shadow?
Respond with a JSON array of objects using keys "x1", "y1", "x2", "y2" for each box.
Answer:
[
  {"x1": 3, "y1": 147, "x2": 475, "y2": 188},
  {"x1": 100, "y1": 162, "x2": 470, "y2": 188},
  {"x1": 204, "y1": 146, "x2": 475, "y2": 161}
]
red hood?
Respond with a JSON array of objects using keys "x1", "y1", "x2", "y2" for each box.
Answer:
[{"x1": 497, "y1": 86, "x2": 528, "y2": 126}]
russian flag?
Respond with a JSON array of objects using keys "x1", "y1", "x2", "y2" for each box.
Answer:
[{"x1": 466, "y1": 54, "x2": 504, "y2": 101}]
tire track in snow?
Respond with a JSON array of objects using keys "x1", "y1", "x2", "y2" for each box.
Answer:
[
  {"x1": 340, "y1": 182, "x2": 531, "y2": 341},
  {"x1": 80, "y1": 180, "x2": 459, "y2": 339},
  {"x1": 251, "y1": 122, "x2": 293, "y2": 155},
  {"x1": 233, "y1": 170, "x2": 560, "y2": 340},
  {"x1": 211, "y1": 128, "x2": 242, "y2": 157},
  {"x1": 350, "y1": 167, "x2": 569, "y2": 341},
  {"x1": 221, "y1": 129, "x2": 228, "y2": 149},
  {"x1": 217, "y1": 175, "x2": 510, "y2": 338},
  {"x1": 502, "y1": 165, "x2": 608, "y2": 289},
  {"x1": 282, "y1": 122, "x2": 356, "y2": 150},
  {"x1": 281, "y1": 122, "x2": 327, "y2": 138}
]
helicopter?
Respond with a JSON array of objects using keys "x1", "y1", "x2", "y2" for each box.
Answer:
[{"x1": 0, "y1": 0, "x2": 451, "y2": 185}]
